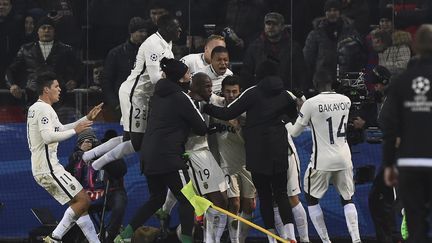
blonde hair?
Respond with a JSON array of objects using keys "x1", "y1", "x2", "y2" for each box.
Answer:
[
  {"x1": 205, "y1": 34, "x2": 225, "y2": 46},
  {"x1": 415, "y1": 24, "x2": 432, "y2": 57}
]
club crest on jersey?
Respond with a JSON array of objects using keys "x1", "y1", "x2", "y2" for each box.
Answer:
[
  {"x1": 41, "y1": 117, "x2": 49, "y2": 124},
  {"x1": 150, "y1": 53, "x2": 158, "y2": 61}
]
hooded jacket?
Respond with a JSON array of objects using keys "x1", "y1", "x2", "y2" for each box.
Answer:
[
  {"x1": 141, "y1": 78, "x2": 207, "y2": 175},
  {"x1": 204, "y1": 76, "x2": 298, "y2": 175}
]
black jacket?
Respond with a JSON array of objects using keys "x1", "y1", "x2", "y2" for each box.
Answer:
[
  {"x1": 141, "y1": 79, "x2": 208, "y2": 175},
  {"x1": 6, "y1": 41, "x2": 82, "y2": 90},
  {"x1": 380, "y1": 56, "x2": 432, "y2": 167},
  {"x1": 102, "y1": 40, "x2": 140, "y2": 109},
  {"x1": 204, "y1": 76, "x2": 298, "y2": 175},
  {"x1": 241, "y1": 31, "x2": 310, "y2": 91}
]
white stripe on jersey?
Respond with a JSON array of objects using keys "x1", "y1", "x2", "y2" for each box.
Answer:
[{"x1": 227, "y1": 86, "x2": 256, "y2": 108}]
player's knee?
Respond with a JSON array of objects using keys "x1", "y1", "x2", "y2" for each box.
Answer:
[
  {"x1": 305, "y1": 193, "x2": 319, "y2": 206},
  {"x1": 228, "y1": 197, "x2": 241, "y2": 213},
  {"x1": 289, "y1": 195, "x2": 301, "y2": 207},
  {"x1": 242, "y1": 198, "x2": 256, "y2": 214},
  {"x1": 341, "y1": 196, "x2": 353, "y2": 206}
]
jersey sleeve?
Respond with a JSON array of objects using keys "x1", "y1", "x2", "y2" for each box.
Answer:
[
  {"x1": 143, "y1": 42, "x2": 164, "y2": 84},
  {"x1": 286, "y1": 99, "x2": 312, "y2": 137},
  {"x1": 38, "y1": 108, "x2": 75, "y2": 144}
]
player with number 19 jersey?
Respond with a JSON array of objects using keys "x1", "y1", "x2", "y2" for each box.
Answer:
[{"x1": 292, "y1": 92, "x2": 352, "y2": 171}]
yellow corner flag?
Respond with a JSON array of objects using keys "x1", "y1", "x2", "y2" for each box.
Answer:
[
  {"x1": 181, "y1": 181, "x2": 290, "y2": 243},
  {"x1": 181, "y1": 181, "x2": 212, "y2": 216}
]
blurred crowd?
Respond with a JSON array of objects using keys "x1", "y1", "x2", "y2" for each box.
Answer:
[{"x1": 0, "y1": 0, "x2": 431, "y2": 122}]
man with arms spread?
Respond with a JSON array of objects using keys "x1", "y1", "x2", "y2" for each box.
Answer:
[{"x1": 27, "y1": 70, "x2": 102, "y2": 243}]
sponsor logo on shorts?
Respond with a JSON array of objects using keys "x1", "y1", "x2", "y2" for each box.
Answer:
[
  {"x1": 70, "y1": 184, "x2": 76, "y2": 191},
  {"x1": 203, "y1": 182, "x2": 208, "y2": 189},
  {"x1": 136, "y1": 121, "x2": 140, "y2": 128}
]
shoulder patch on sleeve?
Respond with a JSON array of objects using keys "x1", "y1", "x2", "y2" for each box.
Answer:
[
  {"x1": 150, "y1": 53, "x2": 158, "y2": 61},
  {"x1": 41, "y1": 117, "x2": 49, "y2": 124}
]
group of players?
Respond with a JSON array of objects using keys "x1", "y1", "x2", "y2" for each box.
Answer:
[{"x1": 27, "y1": 14, "x2": 362, "y2": 243}]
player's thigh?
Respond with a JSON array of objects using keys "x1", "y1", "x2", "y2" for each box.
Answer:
[
  {"x1": 287, "y1": 153, "x2": 301, "y2": 197},
  {"x1": 188, "y1": 149, "x2": 229, "y2": 195},
  {"x1": 119, "y1": 85, "x2": 147, "y2": 133},
  {"x1": 303, "y1": 165, "x2": 331, "y2": 199},
  {"x1": 332, "y1": 167, "x2": 355, "y2": 201},
  {"x1": 34, "y1": 169, "x2": 83, "y2": 205},
  {"x1": 223, "y1": 169, "x2": 240, "y2": 199},
  {"x1": 238, "y1": 168, "x2": 256, "y2": 199}
]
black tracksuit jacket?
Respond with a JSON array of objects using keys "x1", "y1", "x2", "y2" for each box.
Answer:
[{"x1": 140, "y1": 79, "x2": 207, "y2": 175}]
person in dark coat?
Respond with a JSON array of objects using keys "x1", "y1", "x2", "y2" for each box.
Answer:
[
  {"x1": 203, "y1": 61, "x2": 299, "y2": 241},
  {"x1": 115, "y1": 57, "x2": 207, "y2": 243},
  {"x1": 102, "y1": 17, "x2": 151, "y2": 120}
]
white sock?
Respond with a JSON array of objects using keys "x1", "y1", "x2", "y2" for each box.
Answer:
[
  {"x1": 344, "y1": 203, "x2": 361, "y2": 243},
  {"x1": 76, "y1": 214, "x2": 100, "y2": 243},
  {"x1": 205, "y1": 208, "x2": 227, "y2": 243},
  {"x1": 266, "y1": 228, "x2": 278, "y2": 243},
  {"x1": 162, "y1": 190, "x2": 178, "y2": 214},
  {"x1": 82, "y1": 136, "x2": 123, "y2": 162},
  {"x1": 283, "y1": 223, "x2": 296, "y2": 241},
  {"x1": 273, "y1": 207, "x2": 288, "y2": 239},
  {"x1": 52, "y1": 207, "x2": 78, "y2": 239},
  {"x1": 292, "y1": 202, "x2": 309, "y2": 242},
  {"x1": 308, "y1": 204, "x2": 331, "y2": 243},
  {"x1": 238, "y1": 212, "x2": 252, "y2": 243},
  {"x1": 228, "y1": 216, "x2": 239, "y2": 243},
  {"x1": 92, "y1": 140, "x2": 135, "y2": 170}
]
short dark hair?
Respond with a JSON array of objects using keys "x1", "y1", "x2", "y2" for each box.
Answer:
[
  {"x1": 222, "y1": 75, "x2": 240, "y2": 90},
  {"x1": 191, "y1": 72, "x2": 211, "y2": 86},
  {"x1": 35, "y1": 70, "x2": 57, "y2": 95},
  {"x1": 211, "y1": 46, "x2": 228, "y2": 59},
  {"x1": 313, "y1": 69, "x2": 333, "y2": 89},
  {"x1": 157, "y1": 14, "x2": 175, "y2": 30},
  {"x1": 415, "y1": 24, "x2": 432, "y2": 57},
  {"x1": 148, "y1": 0, "x2": 171, "y2": 11}
]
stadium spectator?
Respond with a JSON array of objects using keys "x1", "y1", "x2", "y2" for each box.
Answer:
[
  {"x1": 197, "y1": 46, "x2": 233, "y2": 94},
  {"x1": 203, "y1": 61, "x2": 299, "y2": 242},
  {"x1": 5, "y1": 16, "x2": 82, "y2": 108},
  {"x1": 23, "y1": 13, "x2": 38, "y2": 43},
  {"x1": 102, "y1": 17, "x2": 150, "y2": 120},
  {"x1": 303, "y1": 0, "x2": 360, "y2": 78},
  {"x1": 0, "y1": 0, "x2": 24, "y2": 90},
  {"x1": 26, "y1": 70, "x2": 102, "y2": 243},
  {"x1": 67, "y1": 129, "x2": 127, "y2": 243},
  {"x1": 380, "y1": 24, "x2": 432, "y2": 243},
  {"x1": 341, "y1": 0, "x2": 371, "y2": 37},
  {"x1": 217, "y1": 0, "x2": 268, "y2": 61},
  {"x1": 241, "y1": 12, "x2": 309, "y2": 91}
]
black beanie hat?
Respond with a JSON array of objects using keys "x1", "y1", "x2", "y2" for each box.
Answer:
[
  {"x1": 77, "y1": 129, "x2": 97, "y2": 145},
  {"x1": 324, "y1": 0, "x2": 342, "y2": 12},
  {"x1": 160, "y1": 57, "x2": 188, "y2": 82},
  {"x1": 36, "y1": 16, "x2": 55, "y2": 30},
  {"x1": 128, "y1": 17, "x2": 149, "y2": 34}
]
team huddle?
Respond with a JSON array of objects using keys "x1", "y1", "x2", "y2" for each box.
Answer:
[{"x1": 27, "y1": 14, "x2": 362, "y2": 243}]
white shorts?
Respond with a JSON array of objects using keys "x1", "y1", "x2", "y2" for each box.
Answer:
[
  {"x1": 303, "y1": 165, "x2": 355, "y2": 201},
  {"x1": 287, "y1": 152, "x2": 301, "y2": 197},
  {"x1": 34, "y1": 168, "x2": 83, "y2": 205},
  {"x1": 223, "y1": 167, "x2": 256, "y2": 199},
  {"x1": 187, "y1": 148, "x2": 229, "y2": 195},
  {"x1": 119, "y1": 82, "x2": 149, "y2": 133}
]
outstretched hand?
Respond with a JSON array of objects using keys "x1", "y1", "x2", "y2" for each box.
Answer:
[{"x1": 86, "y1": 103, "x2": 103, "y2": 121}]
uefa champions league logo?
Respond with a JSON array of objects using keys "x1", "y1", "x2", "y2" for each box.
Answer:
[{"x1": 412, "y1": 76, "x2": 430, "y2": 96}]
